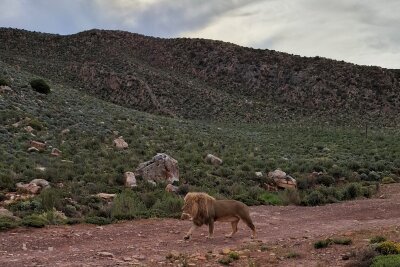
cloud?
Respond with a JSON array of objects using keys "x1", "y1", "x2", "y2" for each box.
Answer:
[
  {"x1": 182, "y1": 0, "x2": 400, "y2": 68},
  {"x1": 0, "y1": 0, "x2": 399, "y2": 68}
]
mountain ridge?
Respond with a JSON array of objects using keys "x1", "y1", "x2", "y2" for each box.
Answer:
[{"x1": 1, "y1": 27, "x2": 399, "y2": 123}]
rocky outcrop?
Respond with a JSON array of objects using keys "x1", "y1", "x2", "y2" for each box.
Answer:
[
  {"x1": 16, "y1": 179, "x2": 50, "y2": 194},
  {"x1": 268, "y1": 169, "x2": 297, "y2": 189},
  {"x1": 95, "y1": 193, "x2": 116, "y2": 200},
  {"x1": 205, "y1": 154, "x2": 223, "y2": 166},
  {"x1": 136, "y1": 153, "x2": 179, "y2": 184},
  {"x1": 165, "y1": 184, "x2": 178, "y2": 193},
  {"x1": 51, "y1": 148, "x2": 62, "y2": 157},
  {"x1": 29, "y1": 140, "x2": 46, "y2": 151}
]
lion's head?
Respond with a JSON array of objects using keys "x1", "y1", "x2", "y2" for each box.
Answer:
[{"x1": 181, "y1": 192, "x2": 215, "y2": 221}]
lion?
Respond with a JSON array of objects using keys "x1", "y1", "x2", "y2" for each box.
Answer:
[{"x1": 180, "y1": 192, "x2": 256, "y2": 240}]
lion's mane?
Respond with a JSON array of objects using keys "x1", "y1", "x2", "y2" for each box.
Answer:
[{"x1": 184, "y1": 192, "x2": 215, "y2": 221}]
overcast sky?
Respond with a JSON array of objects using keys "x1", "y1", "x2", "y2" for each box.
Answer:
[{"x1": 1, "y1": 0, "x2": 399, "y2": 69}]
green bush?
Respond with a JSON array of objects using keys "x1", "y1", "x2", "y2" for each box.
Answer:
[
  {"x1": 0, "y1": 78, "x2": 10, "y2": 86},
  {"x1": 370, "y1": 236, "x2": 387, "y2": 244},
  {"x1": 341, "y1": 183, "x2": 362, "y2": 200},
  {"x1": 382, "y1": 177, "x2": 396, "y2": 184},
  {"x1": 150, "y1": 194, "x2": 183, "y2": 218},
  {"x1": 40, "y1": 188, "x2": 62, "y2": 211},
  {"x1": 228, "y1": 251, "x2": 240, "y2": 260},
  {"x1": 111, "y1": 190, "x2": 147, "y2": 219},
  {"x1": 85, "y1": 216, "x2": 113, "y2": 225},
  {"x1": 21, "y1": 214, "x2": 48, "y2": 228},
  {"x1": 375, "y1": 241, "x2": 400, "y2": 255},
  {"x1": 280, "y1": 188, "x2": 301, "y2": 205},
  {"x1": 30, "y1": 79, "x2": 50, "y2": 94},
  {"x1": 304, "y1": 191, "x2": 325, "y2": 206},
  {"x1": 371, "y1": 254, "x2": 400, "y2": 267},
  {"x1": 258, "y1": 192, "x2": 283, "y2": 205},
  {"x1": 332, "y1": 238, "x2": 352, "y2": 245},
  {"x1": 0, "y1": 216, "x2": 19, "y2": 231},
  {"x1": 314, "y1": 239, "x2": 332, "y2": 249}
]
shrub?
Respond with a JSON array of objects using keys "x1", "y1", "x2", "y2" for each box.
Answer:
[
  {"x1": 280, "y1": 188, "x2": 301, "y2": 205},
  {"x1": 150, "y1": 194, "x2": 183, "y2": 218},
  {"x1": 0, "y1": 78, "x2": 10, "y2": 86},
  {"x1": 375, "y1": 241, "x2": 400, "y2": 255},
  {"x1": 370, "y1": 236, "x2": 387, "y2": 244},
  {"x1": 371, "y1": 254, "x2": 400, "y2": 267},
  {"x1": 0, "y1": 216, "x2": 19, "y2": 231},
  {"x1": 218, "y1": 257, "x2": 233, "y2": 265},
  {"x1": 332, "y1": 238, "x2": 352, "y2": 245},
  {"x1": 85, "y1": 216, "x2": 113, "y2": 225},
  {"x1": 304, "y1": 191, "x2": 325, "y2": 206},
  {"x1": 30, "y1": 79, "x2": 50, "y2": 94},
  {"x1": 316, "y1": 174, "x2": 335, "y2": 186},
  {"x1": 314, "y1": 239, "x2": 332, "y2": 249},
  {"x1": 342, "y1": 183, "x2": 362, "y2": 200},
  {"x1": 382, "y1": 177, "x2": 396, "y2": 184},
  {"x1": 111, "y1": 190, "x2": 147, "y2": 219},
  {"x1": 40, "y1": 188, "x2": 62, "y2": 211},
  {"x1": 227, "y1": 251, "x2": 240, "y2": 260},
  {"x1": 285, "y1": 252, "x2": 300, "y2": 258},
  {"x1": 21, "y1": 214, "x2": 48, "y2": 228},
  {"x1": 258, "y1": 192, "x2": 283, "y2": 205}
]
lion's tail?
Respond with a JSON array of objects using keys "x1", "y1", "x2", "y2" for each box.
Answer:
[{"x1": 238, "y1": 205, "x2": 255, "y2": 231}]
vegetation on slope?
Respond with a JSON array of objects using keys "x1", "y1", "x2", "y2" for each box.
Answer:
[
  {"x1": 0, "y1": 28, "x2": 400, "y2": 124},
  {"x1": 1, "y1": 60, "x2": 400, "y2": 226}
]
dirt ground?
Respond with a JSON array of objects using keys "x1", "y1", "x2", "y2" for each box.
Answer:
[{"x1": 1, "y1": 184, "x2": 400, "y2": 267}]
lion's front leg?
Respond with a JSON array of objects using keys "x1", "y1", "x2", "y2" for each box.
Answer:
[
  {"x1": 206, "y1": 220, "x2": 214, "y2": 239},
  {"x1": 184, "y1": 225, "x2": 198, "y2": 240}
]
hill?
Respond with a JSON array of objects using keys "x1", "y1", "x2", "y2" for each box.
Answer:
[
  {"x1": 1, "y1": 28, "x2": 400, "y2": 237},
  {"x1": 1, "y1": 28, "x2": 400, "y2": 123}
]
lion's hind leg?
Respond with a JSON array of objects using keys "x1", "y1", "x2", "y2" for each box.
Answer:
[{"x1": 225, "y1": 218, "x2": 239, "y2": 238}]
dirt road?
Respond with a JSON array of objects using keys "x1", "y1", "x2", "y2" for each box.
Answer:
[{"x1": 1, "y1": 184, "x2": 400, "y2": 267}]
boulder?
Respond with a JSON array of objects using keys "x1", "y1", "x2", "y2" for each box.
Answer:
[
  {"x1": 30, "y1": 179, "x2": 50, "y2": 188},
  {"x1": 124, "y1": 172, "x2": 137, "y2": 188},
  {"x1": 16, "y1": 182, "x2": 41, "y2": 194},
  {"x1": 29, "y1": 140, "x2": 46, "y2": 151},
  {"x1": 136, "y1": 153, "x2": 179, "y2": 184},
  {"x1": 15, "y1": 179, "x2": 50, "y2": 194},
  {"x1": 268, "y1": 169, "x2": 297, "y2": 189},
  {"x1": 255, "y1": 172, "x2": 263, "y2": 177},
  {"x1": 24, "y1": 126, "x2": 34, "y2": 133},
  {"x1": 165, "y1": 184, "x2": 178, "y2": 193},
  {"x1": 0, "y1": 85, "x2": 12, "y2": 94},
  {"x1": 205, "y1": 154, "x2": 223, "y2": 166},
  {"x1": 61, "y1": 128, "x2": 70, "y2": 135},
  {"x1": 113, "y1": 136, "x2": 128, "y2": 149},
  {"x1": 51, "y1": 148, "x2": 62, "y2": 157},
  {"x1": 0, "y1": 208, "x2": 14, "y2": 217},
  {"x1": 28, "y1": 147, "x2": 40, "y2": 153}
]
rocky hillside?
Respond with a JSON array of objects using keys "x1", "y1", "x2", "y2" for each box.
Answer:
[{"x1": 1, "y1": 28, "x2": 400, "y2": 123}]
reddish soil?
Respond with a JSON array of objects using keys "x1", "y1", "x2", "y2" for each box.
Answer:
[{"x1": 1, "y1": 184, "x2": 400, "y2": 267}]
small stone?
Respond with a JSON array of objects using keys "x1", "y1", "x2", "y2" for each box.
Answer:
[
  {"x1": 22, "y1": 243, "x2": 27, "y2": 251},
  {"x1": 48, "y1": 247, "x2": 54, "y2": 251},
  {"x1": 221, "y1": 248, "x2": 231, "y2": 255},
  {"x1": 123, "y1": 257, "x2": 132, "y2": 261},
  {"x1": 97, "y1": 252, "x2": 114, "y2": 257}
]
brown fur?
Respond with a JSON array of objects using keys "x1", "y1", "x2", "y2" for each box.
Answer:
[{"x1": 181, "y1": 192, "x2": 256, "y2": 240}]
